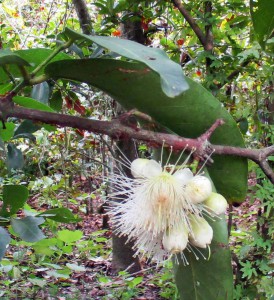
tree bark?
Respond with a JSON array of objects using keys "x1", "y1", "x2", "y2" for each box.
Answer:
[
  {"x1": 72, "y1": 0, "x2": 92, "y2": 35},
  {"x1": 71, "y1": 0, "x2": 142, "y2": 273},
  {"x1": 111, "y1": 13, "x2": 146, "y2": 274}
]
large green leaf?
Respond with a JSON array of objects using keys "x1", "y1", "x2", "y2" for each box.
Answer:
[
  {"x1": 13, "y1": 96, "x2": 55, "y2": 112},
  {"x1": 250, "y1": 0, "x2": 274, "y2": 52},
  {"x1": 0, "y1": 227, "x2": 11, "y2": 260},
  {"x1": 0, "y1": 49, "x2": 30, "y2": 67},
  {"x1": 11, "y1": 216, "x2": 45, "y2": 242},
  {"x1": 0, "y1": 49, "x2": 71, "y2": 83},
  {"x1": 0, "y1": 185, "x2": 29, "y2": 217},
  {"x1": 45, "y1": 58, "x2": 247, "y2": 202},
  {"x1": 174, "y1": 216, "x2": 233, "y2": 300},
  {"x1": 63, "y1": 28, "x2": 188, "y2": 97}
]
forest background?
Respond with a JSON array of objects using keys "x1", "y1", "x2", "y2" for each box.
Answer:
[{"x1": 0, "y1": 0, "x2": 273, "y2": 299}]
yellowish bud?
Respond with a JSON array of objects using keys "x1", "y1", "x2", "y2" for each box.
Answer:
[
  {"x1": 162, "y1": 224, "x2": 189, "y2": 254},
  {"x1": 203, "y1": 192, "x2": 228, "y2": 215}
]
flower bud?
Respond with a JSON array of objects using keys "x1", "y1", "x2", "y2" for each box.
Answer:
[
  {"x1": 173, "y1": 168, "x2": 193, "y2": 185},
  {"x1": 131, "y1": 158, "x2": 162, "y2": 178},
  {"x1": 189, "y1": 215, "x2": 213, "y2": 248},
  {"x1": 203, "y1": 192, "x2": 228, "y2": 215},
  {"x1": 185, "y1": 175, "x2": 212, "y2": 204},
  {"x1": 162, "y1": 224, "x2": 189, "y2": 254}
]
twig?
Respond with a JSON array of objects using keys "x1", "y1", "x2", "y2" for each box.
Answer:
[
  {"x1": 0, "y1": 98, "x2": 273, "y2": 183},
  {"x1": 171, "y1": 0, "x2": 207, "y2": 48}
]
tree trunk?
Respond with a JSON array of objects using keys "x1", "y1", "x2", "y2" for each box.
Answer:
[
  {"x1": 72, "y1": 1, "x2": 143, "y2": 273},
  {"x1": 111, "y1": 13, "x2": 146, "y2": 273},
  {"x1": 72, "y1": 0, "x2": 92, "y2": 35}
]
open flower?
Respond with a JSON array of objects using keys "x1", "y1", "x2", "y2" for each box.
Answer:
[{"x1": 108, "y1": 157, "x2": 226, "y2": 263}]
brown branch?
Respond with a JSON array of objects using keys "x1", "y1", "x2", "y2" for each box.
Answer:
[
  {"x1": 204, "y1": 1, "x2": 213, "y2": 52},
  {"x1": 1, "y1": 100, "x2": 274, "y2": 183},
  {"x1": 72, "y1": 0, "x2": 92, "y2": 35},
  {"x1": 171, "y1": 0, "x2": 207, "y2": 47}
]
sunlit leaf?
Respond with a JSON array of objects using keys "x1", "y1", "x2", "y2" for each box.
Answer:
[
  {"x1": 57, "y1": 229, "x2": 83, "y2": 243},
  {"x1": 0, "y1": 122, "x2": 15, "y2": 142},
  {"x1": 13, "y1": 96, "x2": 55, "y2": 112},
  {"x1": 64, "y1": 27, "x2": 189, "y2": 97}
]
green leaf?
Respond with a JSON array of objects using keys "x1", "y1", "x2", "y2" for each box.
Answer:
[
  {"x1": 173, "y1": 216, "x2": 233, "y2": 300},
  {"x1": 0, "y1": 185, "x2": 29, "y2": 217},
  {"x1": 49, "y1": 90, "x2": 63, "y2": 112},
  {"x1": 45, "y1": 58, "x2": 247, "y2": 202},
  {"x1": 0, "y1": 227, "x2": 11, "y2": 260},
  {"x1": 13, "y1": 96, "x2": 55, "y2": 112},
  {"x1": 0, "y1": 49, "x2": 30, "y2": 66},
  {"x1": 32, "y1": 238, "x2": 62, "y2": 256},
  {"x1": 6, "y1": 143, "x2": 24, "y2": 171},
  {"x1": 0, "y1": 49, "x2": 72, "y2": 83},
  {"x1": 38, "y1": 208, "x2": 82, "y2": 223},
  {"x1": 13, "y1": 96, "x2": 55, "y2": 132},
  {"x1": 11, "y1": 216, "x2": 45, "y2": 242},
  {"x1": 0, "y1": 83, "x2": 13, "y2": 94},
  {"x1": 0, "y1": 122, "x2": 15, "y2": 142},
  {"x1": 14, "y1": 120, "x2": 40, "y2": 136},
  {"x1": 64, "y1": 27, "x2": 189, "y2": 97},
  {"x1": 31, "y1": 82, "x2": 50, "y2": 105},
  {"x1": 57, "y1": 229, "x2": 83, "y2": 243},
  {"x1": 250, "y1": 0, "x2": 274, "y2": 52}
]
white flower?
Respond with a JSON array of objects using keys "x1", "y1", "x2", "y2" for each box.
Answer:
[
  {"x1": 203, "y1": 192, "x2": 228, "y2": 215},
  {"x1": 188, "y1": 215, "x2": 213, "y2": 248},
  {"x1": 108, "y1": 157, "x2": 221, "y2": 263}
]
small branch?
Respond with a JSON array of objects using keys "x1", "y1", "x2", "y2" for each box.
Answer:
[
  {"x1": 198, "y1": 119, "x2": 225, "y2": 141},
  {"x1": 216, "y1": 60, "x2": 251, "y2": 89},
  {"x1": 1, "y1": 100, "x2": 273, "y2": 183},
  {"x1": 204, "y1": 1, "x2": 213, "y2": 52},
  {"x1": 171, "y1": 0, "x2": 207, "y2": 47},
  {"x1": 30, "y1": 39, "x2": 74, "y2": 77}
]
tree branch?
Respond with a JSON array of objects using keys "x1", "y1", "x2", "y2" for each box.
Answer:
[
  {"x1": 204, "y1": 1, "x2": 213, "y2": 52},
  {"x1": 72, "y1": 0, "x2": 93, "y2": 35},
  {"x1": 1, "y1": 98, "x2": 273, "y2": 183},
  {"x1": 171, "y1": 0, "x2": 207, "y2": 47}
]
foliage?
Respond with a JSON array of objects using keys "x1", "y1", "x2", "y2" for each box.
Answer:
[{"x1": 0, "y1": 0, "x2": 273, "y2": 299}]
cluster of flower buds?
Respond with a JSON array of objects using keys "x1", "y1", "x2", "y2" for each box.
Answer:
[{"x1": 109, "y1": 157, "x2": 228, "y2": 263}]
